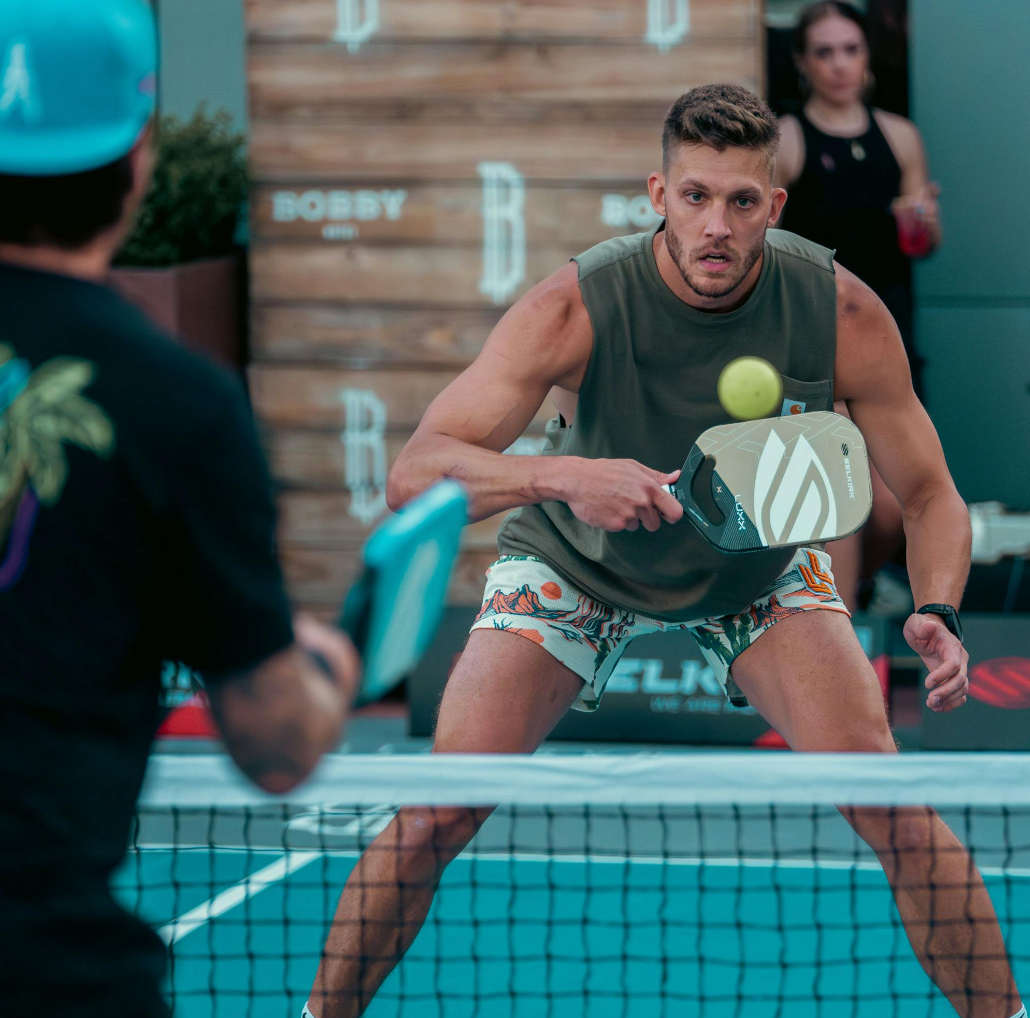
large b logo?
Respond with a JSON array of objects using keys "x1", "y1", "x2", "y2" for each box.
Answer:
[
  {"x1": 753, "y1": 432, "x2": 838, "y2": 546},
  {"x1": 479, "y1": 162, "x2": 526, "y2": 305},
  {"x1": 333, "y1": 1, "x2": 690, "y2": 54},
  {"x1": 341, "y1": 389, "x2": 387, "y2": 525},
  {"x1": 645, "y1": 0, "x2": 691, "y2": 51},
  {"x1": 335, "y1": 0, "x2": 379, "y2": 52}
]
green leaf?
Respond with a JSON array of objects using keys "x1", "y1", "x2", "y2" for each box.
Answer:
[
  {"x1": 14, "y1": 359, "x2": 95, "y2": 407},
  {"x1": 37, "y1": 399, "x2": 116, "y2": 457},
  {"x1": 0, "y1": 422, "x2": 21, "y2": 500},
  {"x1": 20, "y1": 431, "x2": 67, "y2": 504}
]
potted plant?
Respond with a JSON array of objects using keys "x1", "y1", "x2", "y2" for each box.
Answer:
[{"x1": 110, "y1": 107, "x2": 249, "y2": 370}]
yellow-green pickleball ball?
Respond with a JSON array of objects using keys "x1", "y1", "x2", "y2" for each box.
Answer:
[{"x1": 717, "y1": 357, "x2": 783, "y2": 420}]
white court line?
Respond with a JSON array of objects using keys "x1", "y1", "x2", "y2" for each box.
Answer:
[
  {"x1": 157, "y1": 807, "x2": 393, "y2": 945},
  {"x1": 132, "y1": 846, "x2": 1030, "y2": 882},
  {"x1": 447, "y1": 854, "x2": 1030, "y2": 881},
  {"x1": 159, "y1": 850, "x2": 321, "y2": 945},
  {"x1": 138, "y1": 841, "x2": 1030, "y2": 882}
]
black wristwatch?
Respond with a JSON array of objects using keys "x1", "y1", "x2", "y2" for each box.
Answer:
[{"x1": 916, "y1": 603, "x2": 963, "y2": 642}]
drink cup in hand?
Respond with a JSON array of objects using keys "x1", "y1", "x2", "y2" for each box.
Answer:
[{"x1": 891, "y1": 195, "x2": 933, "y2": 258}]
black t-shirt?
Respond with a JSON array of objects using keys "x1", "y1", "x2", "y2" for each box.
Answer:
[{"x1": 0, "y1": 263, "x2": 294, "y2": 1013}]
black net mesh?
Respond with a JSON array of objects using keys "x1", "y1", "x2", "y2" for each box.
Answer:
[{"x1": 118, "y1": 755, "x2": 1030, "y2": 1017}]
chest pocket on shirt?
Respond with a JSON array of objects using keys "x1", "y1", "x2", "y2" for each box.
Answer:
[{"x1": 778, "y1": 375, "x2": 835, "y2": 417}]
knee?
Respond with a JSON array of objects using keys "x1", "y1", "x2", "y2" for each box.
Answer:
[
  {"x1": 389, "y1": 806, "x2": 489, "y2": 876},
  {"x1": 843, "y1": 805, "x2": 935, "y2": 861},
  {"x1": 399, "y1": 805, "x2": 487, "y2": 849}
]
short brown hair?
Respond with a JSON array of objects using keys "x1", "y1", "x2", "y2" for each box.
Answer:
[
  {"x1": 0, "y1": 156, "x2": 135, "y2": 249},
  {"x1": 662, "y1": 84, "x2": 780, "y2": 173}
]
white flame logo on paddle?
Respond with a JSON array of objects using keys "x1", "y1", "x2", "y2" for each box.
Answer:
[{"x1": 753, "y1": 432, "x2": 838, "y2": 546}]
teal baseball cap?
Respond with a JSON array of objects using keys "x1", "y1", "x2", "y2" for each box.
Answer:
[{"x1": 0, "y1": 0, "x2": 157, "y2": 176}]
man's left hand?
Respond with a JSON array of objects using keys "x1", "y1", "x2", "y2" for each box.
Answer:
[{"x1": 904, "y1": 613, "x2": 968, "y2": 712}]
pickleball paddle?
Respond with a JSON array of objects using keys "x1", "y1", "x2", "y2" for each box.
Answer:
[
  {"x1": 663, "y1": 411, "x2": 872, "y2": 552},
  {"x1": 340, "y1": 479, "x2": 468, "y2": 706}
]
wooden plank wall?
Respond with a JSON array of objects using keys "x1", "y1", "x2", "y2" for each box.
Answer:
[{"x1": 245, "y1": 0, "x2": 765, "y2": 619}]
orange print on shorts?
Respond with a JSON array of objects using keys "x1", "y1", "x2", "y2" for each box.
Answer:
[
  {"x1": 505, "y1": 627, "x2": 546, "y2": 645},
  {"x1": 799, "y1": 550, "x2": 835, "y2": 597}
]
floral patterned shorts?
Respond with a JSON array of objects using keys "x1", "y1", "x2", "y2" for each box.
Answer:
[{"x1": 470, "y1": 548, "x2": 850, "y2": 712}]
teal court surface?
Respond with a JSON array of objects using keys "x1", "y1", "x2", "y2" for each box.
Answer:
[{"x1": 113, "y1": 799, "x2": 1030, "y2": 1018}]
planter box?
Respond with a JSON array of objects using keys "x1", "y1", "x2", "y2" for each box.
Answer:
[{"x1": 109, "y1": 253, "x2": 246, "y2": 371}]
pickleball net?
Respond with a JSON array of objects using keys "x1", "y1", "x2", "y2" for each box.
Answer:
[{"x1": 117, "y1": 752, "x2": 1030, "y2": 1017}]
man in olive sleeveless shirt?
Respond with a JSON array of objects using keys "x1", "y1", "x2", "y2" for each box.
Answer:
[{"x1": 310, "y1": 86, "x2": 1023, "y2": 1018}]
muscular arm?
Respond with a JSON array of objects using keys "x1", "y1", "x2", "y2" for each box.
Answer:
[
  {"x1": 387, "y1": 264, "x2": 589, "y2": 521},
  {"x1": 388, "y1": 262, "x2": 683, "y2": 531},
  {"x1": 834, "y1": 264, "x2": 968, "y2": 607}
]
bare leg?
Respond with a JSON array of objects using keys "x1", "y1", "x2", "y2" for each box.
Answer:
[
  {"x1": 308, "y1": 629, "x2": 584, "y2": 1018},
  {"x1": 732, "y1": 609, "x2": 1021, "y2": 1017},
  {"x1": 841, "y1": 805, "x2": 1019, "y2": 1018}
]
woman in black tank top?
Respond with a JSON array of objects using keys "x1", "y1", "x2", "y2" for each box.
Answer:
[
  {"x1": 788, "y1": 106, "x2": 909, "y2": 302},
  {"x1": 778, "y1": 1, "x2": 941, "y2": 396},
  {"x1": 775, "y1": 2, "x2": 942, "y2": 610}
]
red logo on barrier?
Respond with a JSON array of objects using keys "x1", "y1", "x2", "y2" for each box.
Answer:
[{"x1": 968, "y1": 657, "x2": 1030, "y2": 710}]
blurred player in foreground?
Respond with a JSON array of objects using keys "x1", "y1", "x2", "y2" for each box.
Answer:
[
  {"x1": 309, "y1": 85, "x2": 1022, "y2": 1018},
  {"x1": 0, "y1": 2, "x2": 357, "y2": 1014}
]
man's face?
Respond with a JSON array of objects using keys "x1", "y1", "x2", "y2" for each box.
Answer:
[{"x1": 649, "y1": 143, "x2": 786, "y2": 303}]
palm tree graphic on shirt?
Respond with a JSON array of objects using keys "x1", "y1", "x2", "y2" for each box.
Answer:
[{"x1": 0, "y1": 344, "x2": 115, "y2": 589}]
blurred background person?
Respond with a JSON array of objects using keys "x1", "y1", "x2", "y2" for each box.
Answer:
[
  {"x1": 0, "y1": 1, "x2": 359, "y2": 1014},
  {"x1": 774, "y1": 0, "x2": 941, "y2": 612}
]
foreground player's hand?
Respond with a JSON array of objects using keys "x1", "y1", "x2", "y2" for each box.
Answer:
[
  {"x1": 904, "y1": 613, "x2": 968, "y2": 713},
  {"x1": 295, "y1": 614, "x2": 362, "y2": 705},
  {"x1": 564, "y1": 458, "x2": 684, "y2": 532}
]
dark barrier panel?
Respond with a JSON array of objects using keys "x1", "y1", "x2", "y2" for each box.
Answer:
[
  {"x1": 920, "y1": 614, "x2": 1030, "y2": 751},
  {"x1": 410, "y1": 609, "x2": 889, "y2": 747}
]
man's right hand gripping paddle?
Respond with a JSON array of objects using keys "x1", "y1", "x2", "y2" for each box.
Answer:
[{"x1": 564, "y1": 460, "x2": 684, "y2": 532}]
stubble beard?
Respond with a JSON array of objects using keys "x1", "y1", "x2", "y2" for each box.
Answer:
[{"x1": 666, "y1": 228, "x2": 766, "y2": 301}]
